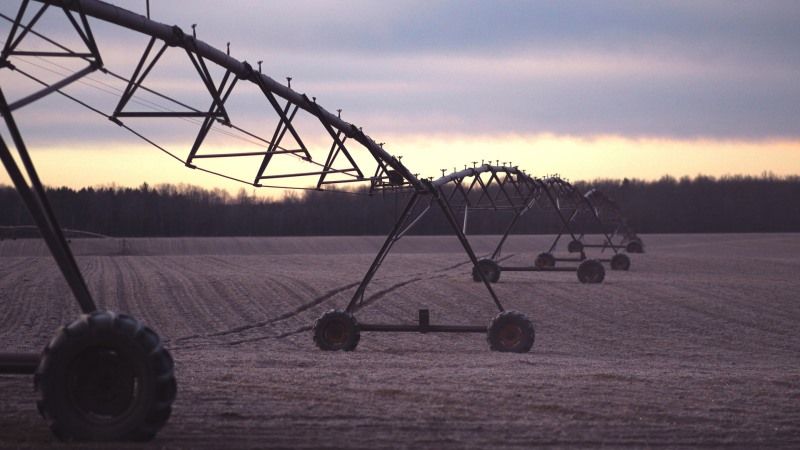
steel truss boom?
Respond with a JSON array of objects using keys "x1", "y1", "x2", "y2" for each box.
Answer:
[
  {"x1": 1, "y1": 0, "x2": 546, "y2": 345},
  {"x1": 0, "y1": 1, "x2": 554, "y2": 440},
  {"x1": 18, "y1": 0, "x2": 421, "y2": 192},
  {"x1": 429, "y1": 167, "x2": 610, "y2": 283},
  {"x1": 584, "y1": 188, "x2": 643, "y2": 249},
  {"x1": 542, "y1": 176, "x2": 622, "y2": 253},
  {"x1": 346, "y1": 164, "x2": 538, "y2": 314}
]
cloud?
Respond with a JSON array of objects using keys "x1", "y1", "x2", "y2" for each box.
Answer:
[{"x1": 2, "y1": 0, "x2": 799, "y2": 145}]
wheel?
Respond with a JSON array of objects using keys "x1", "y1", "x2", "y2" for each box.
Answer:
[
  {"x1": 567, "y1": 239, "x2": 584, "y2": 253},
  {"x1": 471, "y1": 259, "x2": 500, "y2": 283},
  {"x1": 313, "y1": 310, "x2": 360, "y2": 351},
  {"x1": 35, "y1": 311, "x2": 177, "y2": 442},
  {"x1": 610, "y1": 253, "x2": 631, "y2": 271},
  {"x1": 626, "y1": 240, "x2": 644, "y2": 253},
  {"x1": 534, "y1": 252, "x2": 556, "y2": 269},
  {"x1": 577, "y1": 259, "x2": 605, "y2": 283},
  {"x1": 487, "y1": 311, "x2": 535, "y2": 353}
]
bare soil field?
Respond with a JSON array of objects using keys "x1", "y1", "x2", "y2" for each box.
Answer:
[{"x1": 1, "y1": 233, "x2": 799, "y2": 448}]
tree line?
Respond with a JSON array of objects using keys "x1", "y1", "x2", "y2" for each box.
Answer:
[{"x1": 1, "y1": 174, "x2": 799, "y2": 237}]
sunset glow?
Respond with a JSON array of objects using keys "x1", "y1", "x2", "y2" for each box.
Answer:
[
  {"x1": 1, "y1": 1, "x2": 798, "y2": 195},
  {"x1": 2, "y1": 135, "x2": 797, "y2": 198}
]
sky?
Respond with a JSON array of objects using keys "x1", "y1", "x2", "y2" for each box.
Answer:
[{"x1": 1, "y1": 0, "x2": 799, "y2": 196}]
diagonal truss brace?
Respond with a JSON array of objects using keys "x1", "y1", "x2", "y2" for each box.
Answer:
[
  {"x1": 252, "y1": 82, "x2": 312, "y2": 182},
  {"x1": 111, "y1": 36, "x2": 242, "y2": 166},
  {"x1": 369, "y1": 157, "x2": 409, "y2": 193},
  {"x1": 0, "y1": 88, "x2": 96, "y2": 313},
  {"x1": 308, "y1": 96, "x2": 364, "y2": 183},
  {"x1": 0, "y1": 0, "x2": 103, "y2": 111}
]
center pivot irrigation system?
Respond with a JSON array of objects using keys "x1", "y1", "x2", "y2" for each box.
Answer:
[
  {"x1": 536, "y1": 176, "x2": 635, "y2": 270},
  {"x1": 460, "y1": 174, "x2": 631, "y2": 286},
  {"x1": 584, "y1": 188, "x2": 645, "y2": 254},
  {"x1": 0, "y1": 0, "x2": 641, "y2": 441}
]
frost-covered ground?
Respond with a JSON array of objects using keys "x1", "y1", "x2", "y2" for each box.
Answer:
[{"x1": 1, "y1": 234, "x2": 798, "y2": 448}]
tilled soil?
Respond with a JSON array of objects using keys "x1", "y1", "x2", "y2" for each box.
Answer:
[{"x1": 1, "y1": 234, "x2": 799, "y2": 448}]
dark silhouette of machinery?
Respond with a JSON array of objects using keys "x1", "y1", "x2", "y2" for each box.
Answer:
[
  {"x1": 422, "y1": 168, "x2": 610, "y2": 284},
  {"x1": 0, "y1": 0, "x2": 644, "y2": 441},
  {"x1": 534, "y1": 177, "x2": 635, "y2": 270},
  {"x1": 0, "y1": 0, "x2": 606, "y2": 440},
  {"x1": 584, "y1": 188, "x2": 645, "y2": 253}
]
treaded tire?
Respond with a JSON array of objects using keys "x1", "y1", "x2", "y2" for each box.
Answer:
[
  {"x1": 313, "y1": 310, "x2": 360, "y2": 351},
  {"x1": 626, "y1": 240, "x2": 644, "y2": 253},
  {"x1": 471, "y1": 259, "x2": 500, "y2": 283},
  {"x1": 487, "y1": 311, "x2": 535, "y2": 353},
  {"x1": 577, "y1": 259, "x2": 605, "y2": 284},
  {"x1": 35, "y1": 311, "x2": 176, "y2": 442},
  {"x1": 610, "y1": 253, "x2": 631, "y2": 271},
  {"x1": 534, "y1": 252, "x2": 556, "y2": 269},
  {"x1": 567, "y1": 240, "x2": 584, "y2": 253}
]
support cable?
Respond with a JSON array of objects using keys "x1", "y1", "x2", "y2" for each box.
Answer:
[
  {"x1": 11, "y1": 65, "x2": 369, "y2": 195},
  {"x1": 0, "y1": 15, "x2": 357, "y2": 175}
]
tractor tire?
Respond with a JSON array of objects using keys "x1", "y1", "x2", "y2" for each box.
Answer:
[
  {"x1": 35, "y1": 311, "x2": 176, "y2": 442},
  {"x1": 487, "y1": 311, "x2": 535, "y2": 353},
  {"x1": 567, "y1": 240, "x2": 584, "y2": 253},
  {"x1": 610, "y1": 253, "x2": 631, "y2": 271},
  {"x1": 472, "y1": 259, "x2": 500, "y2": 283},
  {"x1": 534, "y1": 252, "x2": 556, "y2": 269},
  {"x1": 313, "y1": 310, "x2": 360, "y2": 351},
  {"x1": 626, "y1": 240, "x2": 644, "y2": 253},
  {"x1": 577, "y1": 259, "x2": 605, "y2": 284}
]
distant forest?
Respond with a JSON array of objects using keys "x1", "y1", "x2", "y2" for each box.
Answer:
[{"x1": 1, "y1": 174, "x2": 799, "y2": 237}]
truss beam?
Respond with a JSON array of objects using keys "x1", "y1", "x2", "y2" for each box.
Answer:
[
  {"x1": 30, "y1": 0, "x2": 422, "y2": 190},
  {"x1": 0, "y1": 89, "x2": 96, "y2": 313},
  {"x1": 1, "y1": 0, "x2": 102, "y2": 110}
]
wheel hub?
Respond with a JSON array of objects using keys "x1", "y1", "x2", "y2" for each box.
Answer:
[
  {"x1": 497, "y1": 323, "x2": 523, "y2": 349},
  {"x1": 67, "y1": 347, "x2": 136, "y2": 418},
  {"x1": 323, "y1": 320, "x2": 349, "y2": 345}
]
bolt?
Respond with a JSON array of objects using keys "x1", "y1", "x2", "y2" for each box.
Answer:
[
  {"x1": 226, "y1": 42, "x2": 230, "y2": 55},
  {"x1": 287, "y1": 77, "x2": 292, "y2": 88},
  {"x1": 257, "y1": 61, "x2": 263, "y2": 73},
  {"x1": 191, "y1": 24, "x2": 197, "y2": 38},
  {"x1": 337, "y1": 109, "x2": 342, "y2": 118}
]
